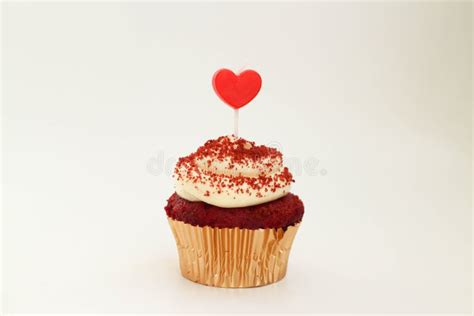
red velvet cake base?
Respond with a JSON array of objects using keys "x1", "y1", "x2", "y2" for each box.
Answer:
[{"x1": 164, "y1": 193, "x2": 304, "y2": 229}]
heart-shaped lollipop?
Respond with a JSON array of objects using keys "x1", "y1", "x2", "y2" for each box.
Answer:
[{"x1": 212, "y1": 69, "x2": 262, "y2": 109}]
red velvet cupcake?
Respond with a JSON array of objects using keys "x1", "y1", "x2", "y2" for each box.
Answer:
[
  {"x1": 165, "y1": 192, "x2": 304, "y2": 229},
  {"x1": 165, "y1": 135, "x2": 304, "y2": 288}
]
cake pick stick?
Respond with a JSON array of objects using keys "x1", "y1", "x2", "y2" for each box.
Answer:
[
  {"x1": 212, "y1": 67, "x2": 262, "y2": 138},
  {"x1": 232, "y1": 65, "x2": 246, "y2": 138},
  {"x1": 234, "y1": 108, "x2": 239, "y2": 137}
]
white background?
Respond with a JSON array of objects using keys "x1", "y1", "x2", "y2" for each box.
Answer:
[{"x1": 2, "y1": 2, "x2": 472, "y2": 314}]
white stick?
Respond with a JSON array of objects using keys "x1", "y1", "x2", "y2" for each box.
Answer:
[
  {"x1": 233, "y1": 64, "x2": 246, "y2": 138},
  {"x1": 234, "y1": 109, "x2": 239, "y2": 137}
]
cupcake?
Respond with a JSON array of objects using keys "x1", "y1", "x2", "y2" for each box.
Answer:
[
  {"x1": 165, "y1": 135, "x2": 304, "y2": 287},
  {"x1": 165, "y1": 68, "x2": 304, "y2": 287}
]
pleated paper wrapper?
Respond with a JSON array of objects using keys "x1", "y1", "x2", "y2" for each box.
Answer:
[{"x1": 167, "y1": 217, "x2": 300, "y2": 288}]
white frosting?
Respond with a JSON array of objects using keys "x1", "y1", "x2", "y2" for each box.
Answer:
[{"x1": 173, "y1": 135, "x2": 292, "y2": 208}]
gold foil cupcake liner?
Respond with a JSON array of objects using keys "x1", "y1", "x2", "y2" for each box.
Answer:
[{"x1": 167, "y1": 218, "x2": 300, "y2": 288}]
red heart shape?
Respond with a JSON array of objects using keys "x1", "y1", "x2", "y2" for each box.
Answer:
[{"x1": 212, "y1": 69, "x2": 262, "y2": 109}]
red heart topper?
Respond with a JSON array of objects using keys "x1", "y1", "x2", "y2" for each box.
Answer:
[{"x1": 212, "y1": 69, "x2": 262, "y2": 109}]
